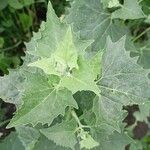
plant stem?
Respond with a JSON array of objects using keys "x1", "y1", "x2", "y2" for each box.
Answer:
[
  {"x1": 132, "y1": 27, "x2": 150, "y2": 42},
  {"x1": 1, "y1": 41, "x2": 22, "y2": 51},
  {"x1": 71, "y1": 109, "x2": 83, "y2": 128}
]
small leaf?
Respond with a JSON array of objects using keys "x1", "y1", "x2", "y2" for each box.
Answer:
[
  {"x1": 78, "y1": 130, "x2": 99, "y2": 149},
  {"x1": 60, "y1": 56, "x2": 100, "y2": 96},
  {"x1": 40, "y1": 121, "x2": 77, "y2": 149}
]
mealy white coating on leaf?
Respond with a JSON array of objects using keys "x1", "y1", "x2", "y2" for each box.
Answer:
[
  {"x1": 8, "y1": 71, "x2": 78, "y2": 127},
  {"x1": 93, "y1": 36, "x2": 150, "y2": 131}
]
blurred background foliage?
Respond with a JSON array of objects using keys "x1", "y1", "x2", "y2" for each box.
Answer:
[{"x1": 0, "y1": 0, "x2": 149, "y2": 149}]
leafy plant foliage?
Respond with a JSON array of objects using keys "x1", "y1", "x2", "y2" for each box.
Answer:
[{"x1": 0, "y1": 0, "x2": 150, "y2": 150}]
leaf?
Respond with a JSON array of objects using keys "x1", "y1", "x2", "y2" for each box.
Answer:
[
  {"x1": 8, "y1": 0, "x2": 23, "y2": 9},
  {"x1": 91, "y1": 129, "x2": 132, "y2": 150},
  {"x1": 60, "y1": 56, "x2": 100, "y2": 96},
  {"x1": 54, "y1": 27, "x2": 78, "y2": 70},
  {"x1": 0, "y1": 37, "x2": 4, "y2": 48},
  {"x1": 33, "y1": 135, "x2": 69, "y2": 150},
  {"x1": 28, "y1": 2, "x2": 93, "y2": 76},
  {"x1": 26, "y1": 2, "x2": 92, "y2": 59},
  {"x1": 101, "y1": 0, "x2": 120, "y2": 8},
  {"x1": 66, "y1": 0, "x2": 127, "y2": 51},
  {"x1": 0, "y1": 132, "x2": 24, "y2": 150},
  {"x1": 40, "y1": 121, "x2": 77, "y2": 149},
  {"x1": 137, "y1": 39, "x2": 150, "y2": 69},
  {"x1": 18, "y1": 13, "x2": 33, "y2": 32},
  {"x1": 95, "y1": 36, "x2": 150, "y2": 130},
  {"x1": 79, "y1": 132, "x2": 99, "y2": 149},
  {"x1": 8, "y1": 70, "x2": 78, "y2": 127},
  {"x1": 112, "y1": 0, "x2": 145, "y2": 20},
  {"x1": 0, "y1": 69, "x2": 25, "y2": 107},
  {"x1": 133, "y1": 102, "x2": 150, "y2": 122},
  {"x1": 28, "y1": 57, "x2": 60, "y2": 76},
  {"x1": 0, "y1": 0, "x2": 8, "y2": 10},
  {"x1": 16, "y1": 126, "x2": 40, "y2": 150}
]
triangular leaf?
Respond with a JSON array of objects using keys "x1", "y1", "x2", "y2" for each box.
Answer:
[{"x1": 8, "y1": 70, "x2": 78, "y2": 127}]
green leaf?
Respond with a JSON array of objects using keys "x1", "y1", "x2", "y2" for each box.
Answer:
[
  {"x1": 40, "y1": 121, "x2": 77, "y2": 149},
  {"x1": 0, "y1": 37, "x2": 4, "y2": 48},
  {"x1": 137, "y1": 39, "x2": 150, "y2": 69},
  {"x1": 95, "y1": 36, "x2": 150, "y2": 130},
  {"x1": 0, "y1": 132, "x2": 24, "y2": 150},
  {"x1": 0, "y1": 0, "x2": 8, "y2": 10},
  {"x1": 33, "y1": 134, "x2": 69, "y2": 150},
  {"x1": 66, "y1": 0, "x2": 127, "y2": 51},
  {"x1": 79, "y1": 131, "x2": 99, "y2": 149},
  {"x1": 133, "y1": 102, "x2": 150, "y2": 122},
  {"x1": 28, "y1": 57, "x2": 60, "y2": 76},
  {"x1": 18, "y1": 13, "x2": 33, "y2": 32},
  {"x1": 8, "y1": 70, "x2": 78, "y2": 127},
  {"x1": 16, "y1": 126, "x2": 40, "y2": 150},
  {"x1": 102, "y1": 0, "x2": 120, "y2": 8},
  {"x1": 60, "y1": 56, "x2": 100, "y2": 96},
  {"x1": 112, "y1": 0, "x2": 145, "y2": 20},
  {"x1": 0, "y1": 69, "x2": 25, "y2": 107},
  {"x1": 54, "y1": 27, "x2": 78, "y2": 70},
  {"x1": 91, "y1": 129, "x2": 132, "y2": 150},
  {"x1": 8, "y1": 0, "x2": 23, "y2": 9}
]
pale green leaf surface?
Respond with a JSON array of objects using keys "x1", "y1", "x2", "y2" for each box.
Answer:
[
  {"x1": 88, "y1": 51, "x2": 103, "y2": 78},
  {"x1": 94, "y1": 36, "x2": 150, "y2": 131},
  {"x1": 16, "y1": 126, "x2": 40, "y2": 150},
  {"x1": 80, "y1": 133, "x2": 99, "y2": 149},
  {"x1": 29, "y1": 57, "x2": 59, "y2": 76},
  {"x1": 8, "y1": 70, "x2": 78, "y2": 127},
  {"x1": 134, "y1": 102, "x2": 150, "y2": 122},
  {"x1": 40, "y1": 121, "x2": 77, "y2": 149},
  {"x1": 112, "y1": 0, "x2": 145, "y2": 20},
  {"x1": 102, "y1": 0, "x2": 120, "y2": 8},
  {"x1": 0, "y1": 69, "x2": 25, "y2": 107},
  {"x1": 54, "y1": 27, "x2": 78, "y2": 70},
  {"x1": 91, "y1": 129, "x2": 132, "y2": 150},
  {"x1": 66, "y1": 0, "x2": 128, "y2": 51},
  {"x1": 98, "y1": 36, "x2": 150, "y2": 105},
  {"x1": 60, "y1": 57, "x2": 100, "y2": 96},
  {"x1": 26, "y1": 2, "x2": 67, "y2": 58}
]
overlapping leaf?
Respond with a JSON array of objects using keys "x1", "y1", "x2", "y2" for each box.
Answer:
[
  {"x1": 8, "y1": 70, "x2": 78, "y2": 127},
  {"x1": 94, "y1": 37, "x2": 150, "y2": 131},
  {"x1": 112, "y1": 0, "x2": 145, "y2": 20},
  {"x1": 40, "y1": 121, "x2": 77, "y2": 149},
  {"x1": 66, "y1": 0, "x2": 129, "y2": 51},
  {"x1": 16, "y1": 126, "x2": 40, "y2": 150}
]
